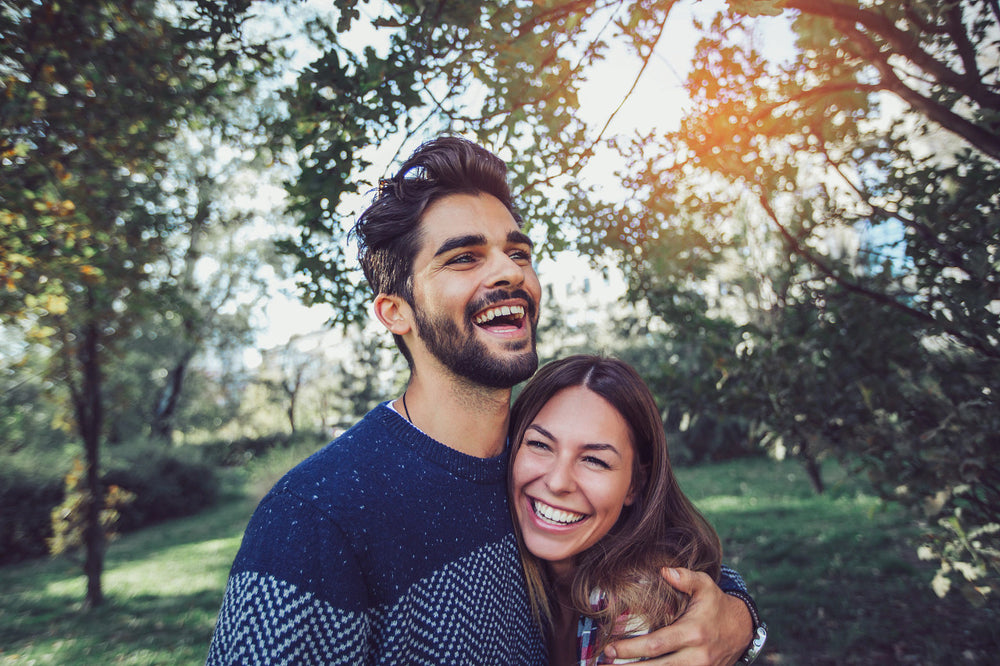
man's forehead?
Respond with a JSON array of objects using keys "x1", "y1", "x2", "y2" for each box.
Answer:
[{"x1": 415, "y1": 192, "x2": 525, "y2": 253}]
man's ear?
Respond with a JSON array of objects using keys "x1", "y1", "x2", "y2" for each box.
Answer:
[{"x1": 373, "y1": 293, "x2": 412, "y2": 335}]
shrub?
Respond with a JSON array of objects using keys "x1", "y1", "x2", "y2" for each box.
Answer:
[
  {"x1": 103, "y1": 445, "x2": 219, "y2": 533},
  {"x1": 1, "y1": 443, "x2": 221, "y2": 564},
  {"x1": 49, "y1": 458, "x2": 135, "y2": 559},
  {"x1": 0, "y1": 462, "x2": 64, "y2": 565},
  {"x1": 667, "y1": 414, "x2": 763, "y2": 466},
  {"x1": 197, "y1": 432, "x2": 292, "y2": 467}
]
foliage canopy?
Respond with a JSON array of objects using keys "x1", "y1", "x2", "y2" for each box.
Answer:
[
  {"x1": 278, "y1": 0, "x2": 1000, "y2": 601},
  {"x1": 0, "y1": 0, "x2": 272, "y2": 607}
]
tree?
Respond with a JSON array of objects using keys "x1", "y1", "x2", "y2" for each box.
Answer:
[
  {"x1": 260, "y1": 337, "x2": 314, "y2": 434},
  {"x1": 0, "y1": 326, "x2": 71, "y2": 455},
  {"x1": 144, "y1": 137, "x2": 279, "y2": 443},
  {"x1": 623, "y1": 0, "x2": 1000, "y2": 601},
  {"x1": 254, "y1": 324, "x2": 407, "y2": 437},
  {"x1": 276, "y1": 0, "x2": 1000, "y2": 600},
  {"x1": 0, "y1": 0, "x2": 266, "y2": 608}
]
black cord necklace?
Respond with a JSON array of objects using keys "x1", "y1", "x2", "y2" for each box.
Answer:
[{"x1": 402, "y1": 391, "x2": 413, "y2": 423}]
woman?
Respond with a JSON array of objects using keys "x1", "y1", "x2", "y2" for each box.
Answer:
[{"x1": 508, "y1": 355, "x2": 722, "y2": 665}]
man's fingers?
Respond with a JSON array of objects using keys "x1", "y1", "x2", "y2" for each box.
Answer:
[
  {"x1": 605, "y1": 624, "x2": 680, "y2": 662},
  {"x1": 661, "y1": 566, "x2": 712, "y2": 596},
  {"x1": 605, "y1": 569, "x2": 743, "y2": 666}
]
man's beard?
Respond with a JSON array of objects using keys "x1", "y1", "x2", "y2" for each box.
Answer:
[{"x1": 413, "y1": 290, "x2": 538, "y2": 389}]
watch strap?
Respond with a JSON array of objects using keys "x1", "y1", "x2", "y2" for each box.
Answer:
[
  {"x1": 724, "y1": 589, "x2": 760, "y2": 630},
  {"x1": 725, "y1": 589, "x2": 766, "y2": 664}
]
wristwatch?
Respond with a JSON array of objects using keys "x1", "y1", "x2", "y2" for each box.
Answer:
[
  {"x1": 738, "y1": 623, "x2": 767, "y2": 664},
  {"x1": 724, "y1": 589, "x2": 767, "y2": 664}
]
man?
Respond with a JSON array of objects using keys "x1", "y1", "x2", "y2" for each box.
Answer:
[{"x1": 207, "y1": 136, "x2": 763, "y2": 665}]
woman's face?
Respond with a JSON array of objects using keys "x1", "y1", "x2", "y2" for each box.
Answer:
[{"x1": 511, "y1": 385, "x2": 636, "y2": 575}]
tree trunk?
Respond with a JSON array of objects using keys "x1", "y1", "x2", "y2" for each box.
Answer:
[
  {"x1": 151, "y1": 347, "x2": 194, "y2": 442},
  {"x1": 287, "y1": 394, "x2": 297, "y2": 435},
  {"x1": 283, "y1": 367, "x2": 303, "y2": 435},
  {"x1": 76, "y1": 299, "x2": 106, "y2": 609},
  {"x1": 802, "y1": 455, "x2": 825, "y2": 495},
  {"x1": 800, "y1": 434, "x2": 825, "y2": 495}
]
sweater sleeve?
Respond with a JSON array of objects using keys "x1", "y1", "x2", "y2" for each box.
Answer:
[
  {"x1": 719, "y1": 565, "x2": 763, "y2": 635},
  {"x1": 206, "y1": 489, "x2": 372, "y2": 665},
  {"x1": 718, "y1": 564, "x2": 748, "y2": 594}
]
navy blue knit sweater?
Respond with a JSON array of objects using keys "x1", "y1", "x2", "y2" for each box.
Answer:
[{"x1": 206, "y1": 403, "x2": 547, "y2": 665}]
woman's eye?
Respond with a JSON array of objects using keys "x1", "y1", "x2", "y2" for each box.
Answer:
[
  {"x1": 525, "y1": 439, "x2": 550, "y2": 451},
  {"x1": 583, "y1": 456, "x2": 612, "y2": 470}
]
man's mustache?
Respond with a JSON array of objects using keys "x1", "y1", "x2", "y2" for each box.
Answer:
[{"x1": 466, "y1": 289, "x2": 538, "y2": 322}]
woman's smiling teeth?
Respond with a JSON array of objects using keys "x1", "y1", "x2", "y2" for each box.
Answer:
[
  {"x1": 533, "y1": 499, "x2": 586, "y2": 525},
  {"x1": 474, "y1": 304, "x2": 525, "y2": 325}
]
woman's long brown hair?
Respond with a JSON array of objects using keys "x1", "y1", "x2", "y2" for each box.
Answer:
[{"x1": 507, "y1": 355, "x2": 722, "y2": 658}]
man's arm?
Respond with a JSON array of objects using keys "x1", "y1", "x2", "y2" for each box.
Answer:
[{"x1": 602, "y1": 567, "x2": 758, "y2": 666}]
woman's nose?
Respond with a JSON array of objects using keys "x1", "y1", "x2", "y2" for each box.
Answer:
[{"x1": 544, "y1": 459, "x2": 576, "y2": 495}]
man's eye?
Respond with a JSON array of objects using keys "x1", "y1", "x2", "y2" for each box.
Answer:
[
  {"x1": 510, "y1": 250, "x2": 532, "y2": 263},
  {"x1": 446, "y1": 253, "x2": 476, "y2": 265}
]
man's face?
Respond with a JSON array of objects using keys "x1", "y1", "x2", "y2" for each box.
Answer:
[{"x1": 408, "y1": 192, "x2": 542, "y2": 389}]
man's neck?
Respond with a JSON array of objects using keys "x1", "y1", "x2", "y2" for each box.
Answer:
[{"x1": 399, "y1": 373, "x2": 512, "y2": 458}]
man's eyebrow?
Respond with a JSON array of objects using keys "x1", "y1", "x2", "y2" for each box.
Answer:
[
  {"x1": 508, "y1": 230, "x2": 534, "y2": 248},
  {"x1": 433, "y1": 230, "x2": 534, "y2": 258},
  {"x1": 433, "y1": 234, "x2": 487, "y2": 258}
]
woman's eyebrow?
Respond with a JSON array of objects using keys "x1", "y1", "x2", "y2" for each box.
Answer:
[
  {"x1": 526, "y1": 423, "x2": 555, "y2": 440},
  {"x1": 582, "y1": 442, "x2": 622, "y2": 458},
  {"x1": 526, "y1": 424, "x2": 623, "y2": 458}
]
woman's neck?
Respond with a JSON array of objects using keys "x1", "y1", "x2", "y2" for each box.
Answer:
[
  {"x1": 548, "y1": 566, "x2": 580, "y2": 666},
  {"x1": 549, "y1": 599, "x2": 579, "y2": 666}
]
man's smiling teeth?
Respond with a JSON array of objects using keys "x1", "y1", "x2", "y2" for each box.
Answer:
[
  {"x1": 474, "y1": 304, "x2": 525, "y2": 325},
  {"x1": 533, "y1": 500, "x2": 585, "y2": 525}
]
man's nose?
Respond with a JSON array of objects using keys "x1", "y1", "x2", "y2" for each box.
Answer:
[{"x1": 484, "y1": 250, "x2": 525, "y2": 289}]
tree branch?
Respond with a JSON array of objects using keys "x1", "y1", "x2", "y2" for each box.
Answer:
[
  {"x1": 988, "y1": 0, "x2": 1000, "y2": 31},
  {"x1": 757, "y1": 193, "x2": 1000, "y2": 360},
  {"x1": 525, "y1": 4, "x2": 671, "y2": 190},
  {"x1": 811, "y1": 130, "x2": 974, "y2": 276},
  {"x1": 902, "y1": 2, "x2": 949, "y2": 35},
  {"x1": 836, "y1": 20, "x2": 1000, "y2": 161},
  {"x1": 784, "y1": 0, "x2": 1000, "y2": 111},
  {"x1": 510, "y1": 0, "x2": 614, "y2": 42},
  {"x1": 944, "y1": 2, "x2": 981, "y2": 82}
]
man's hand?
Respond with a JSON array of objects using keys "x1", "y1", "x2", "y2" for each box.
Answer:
[{"x1": 602, "y1": 567, "x2": 753, "y2": 666}]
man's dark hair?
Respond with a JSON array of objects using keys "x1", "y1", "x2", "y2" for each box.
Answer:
[{"x1": 353, "y1": 135, "x2": 523, "y2": 365}]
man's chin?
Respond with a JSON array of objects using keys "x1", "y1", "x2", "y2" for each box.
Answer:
[
  {"x1": 458, "y1": 350, "x2": 538, "y2": 390},
  {"x1": 415, "y1": 310, "x2": 538, "y2": 388}
]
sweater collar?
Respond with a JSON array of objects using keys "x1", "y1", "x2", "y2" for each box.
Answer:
[{"x1": 375, "y1": 401, "x2": 508, "y2": 484}]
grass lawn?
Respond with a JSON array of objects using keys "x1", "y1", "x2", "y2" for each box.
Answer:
[
  {"x1": 0, "y1": 491, "x2": 256, "y2": 665},
  {"x1": 678, "y1": 459, "x2": 1000, "y2": 664},
  {"x1": 1, "y1": 456, "x2": 997, "y2": 664}
]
